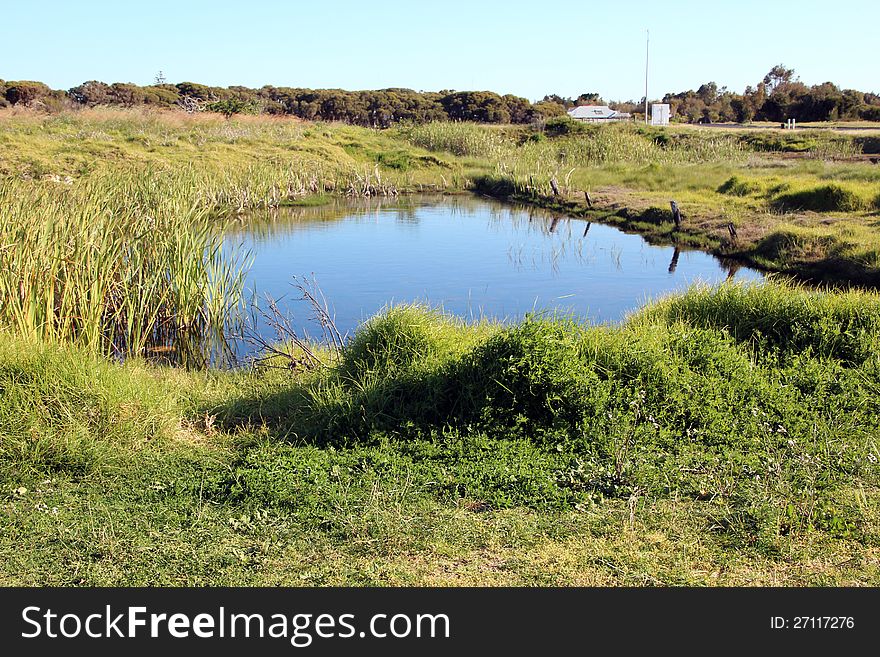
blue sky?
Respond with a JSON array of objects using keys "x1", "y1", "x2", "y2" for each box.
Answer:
[{"x1": 3, "y1": 0, "x2": 877, "y2": 101}]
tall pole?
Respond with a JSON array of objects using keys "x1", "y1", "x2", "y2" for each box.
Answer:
[{"x1": 644, "y1": 29, "x2": 649, "y2": 125}]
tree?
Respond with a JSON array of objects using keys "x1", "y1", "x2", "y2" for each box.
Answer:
[
  {"x1": 110, "y1": 83, "x2": 147, "y2": 107},
  {"x1": 763, "y1": 64, "x2": 796, "y2": 94},
  {"x1": 175, "y1": 82, "x2": 214, "y2": 101},
  {"x1": 205, "y1": 98, "x2": 259, "y2": 118},
  {"x1": 68, "y1": 80, "x2": 112, "y2": 106},
  {"x1": 531, "y1": 100, "x2": 567, "y2": 119},
  {"x1": 4, "y1": 81, "x2": 52, "y2": 106},
  {"x1": 697, "y1": 82, "x2": 719, "y2": 105},
  {"x1": 575, "y1": 92, "x2": 603, "y2": 106},
  {"x1": 542, "y1": 94, "x2": 574, "y2": 109}
]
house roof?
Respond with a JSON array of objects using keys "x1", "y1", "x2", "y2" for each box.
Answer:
[{"x1": 567, "y1": 105, "x2": 617, "y2": 119}]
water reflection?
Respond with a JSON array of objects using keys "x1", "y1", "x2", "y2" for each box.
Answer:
[{"x1": 225, "y1": 195, "x2": 764, "y2": 360}]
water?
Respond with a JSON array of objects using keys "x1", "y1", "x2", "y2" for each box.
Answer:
[{"x1": 225, "y1": 195, "x2": 762, "y2": 358}]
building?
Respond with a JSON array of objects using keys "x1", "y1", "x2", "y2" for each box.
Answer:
[
  {"x1": 567, "y1": 105, "x2": 632, "y2": 123},
  {"x1": 651, "y1": 103, "x2": 671, "y2": 126}
]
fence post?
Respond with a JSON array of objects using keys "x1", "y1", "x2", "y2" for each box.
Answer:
[{"x1": 670, "y1": 200, "x2": 682, "y2": 230}]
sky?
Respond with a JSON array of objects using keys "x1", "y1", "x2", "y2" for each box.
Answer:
[{"x1": 2, "y1": 0, "x2": 878, "y2": 102}]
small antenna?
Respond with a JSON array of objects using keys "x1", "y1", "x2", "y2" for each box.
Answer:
[{"x1": 644, "y1": 29, "x2": 649, "y2": 125}]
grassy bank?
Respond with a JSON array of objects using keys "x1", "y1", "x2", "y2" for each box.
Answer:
[
  {"x1": 0, "y1": 109, "x2": 465, "y2": 361},
  {"x1": 398, "y1": 120, "x2": 880, "y2": 284},
  {"x1": 1, "y1": 283, "x2": 878, "y2": 585},
  {"x1": 2, "y1": 108, "x2": 880, "y2": 285}
]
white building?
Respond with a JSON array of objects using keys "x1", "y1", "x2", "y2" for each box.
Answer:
[
  {"x1": 651, "y1": 103, "x2": 671, "y2": 126},
  {"x1": 567, "y1": 105, "x2": 632, "y2": 123}
]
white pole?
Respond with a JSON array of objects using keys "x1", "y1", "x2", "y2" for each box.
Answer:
[{"x1": 644, "y1": 29, "x2": 649, "y2": 125}]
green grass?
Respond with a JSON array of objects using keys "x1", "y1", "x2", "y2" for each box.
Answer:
[
  {"x1": 1, "y1": 283, "x2": 878, "y2": 585},
  {"x1": 0, "y1": 170, "x2": 246, "y2": 361},
  {"x1": 771, "y1": 182, "x2": 879, "y2": 212},
  {"x1": 2, "y1": 109, "x2": 880, "y2": 585}
]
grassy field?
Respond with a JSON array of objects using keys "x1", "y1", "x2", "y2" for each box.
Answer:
[
  {"x1": 1, "y1": 108, "x2": 879, "y2": 585},
  {"x1": 2, "y1": 283, "x2": 878, "y2": 585},
  {"x1": 2, "y1": 108, "x2": 879, "y2": 286}
]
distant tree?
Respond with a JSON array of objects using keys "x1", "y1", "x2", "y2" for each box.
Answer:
[
  {"x1": 175, "y1": 82, "x2": 214, "y2": 101},
  {"x1": 142, "y1": 84, "x2": 181, "y2": 107},
  {"x1": 440, "y1": 91, "x2": 510, "y2": 123},
  {"x1": 575, "y1": 92, "x2": 603, "y2": 106},
  {"x1": 730, "y1": 84, "x2": 764, "y2": 122},
  {"x1": 759, "y1": 79, "x2": 808, "y2": 122},
  {"x1": 4, "y1": 81, "x2": 52, "y2": 106},
  {"x1": 697, "y1": 82, "x2": 719, "y2": 105},
  {"x1": 609, "y1": 100, "x2": 640, "y2": 115},
  {"x1": 68, "y1": 80, "x2": 112, "y2": 106},
  {"x1": 109, "y1": 83, "x2": 147, "y2": 107},
  {"x1": 531, "y1": 100, "x2": 567, "y2": 118},
  {"x1": 763, "y1": 64, "x2": 796, "y2": 94},
  {"x1": 205, "y1": 97, "x2": 260, "y2": 117},
  {"x1": 502, "y1": 94, "x2": 534, "y2": 123},
  {"x1": 839, "y1": 89, "x2": 865, "y2": 119},
  {"x1": 6, "y1": 67, "x2": 879, "y2": 125},
  {"x1": 542, "y1": 94, "x2": 574, "y2": 109},
  {"x1": 155, "y1": 71, "x2": 167, "y2": 85}
]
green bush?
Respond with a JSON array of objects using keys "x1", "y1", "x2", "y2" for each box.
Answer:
[
  {"x1": 205, "y1": 98, "x2": 260, "y2": 117},
  {"x1": 718, "y1": 175, "x2": 763, "y2": 196},
  {"x1": 543, "y1": 116, "x2": 591, "y2": 137},
  {"x1": 772, "y1": 183, "x2": 872, "y2": 212},
  {"x1": 340, "y1": 305, "x2": 466, "y2": 379}
]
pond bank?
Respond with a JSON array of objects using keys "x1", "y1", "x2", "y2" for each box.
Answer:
[{"x1": 469, "y1": 174, "x2": 880, "y2": 288}]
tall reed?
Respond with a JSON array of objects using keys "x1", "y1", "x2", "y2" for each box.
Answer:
[{"x1": 0, "y1": 169, "x2": 246, "y2": 361}]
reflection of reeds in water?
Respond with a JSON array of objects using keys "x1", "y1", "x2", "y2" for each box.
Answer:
[{"x1": 505, "y1": 220, "x2": 597, "y2": 274}]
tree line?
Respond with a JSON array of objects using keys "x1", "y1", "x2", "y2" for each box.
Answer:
[
  {"x1": 0, "y1": 79, "x2": 551, "y2": 126},
  {"x1": 1, "y1": 65, "x2": 878, "y2": 125},
  {"x1": 658, "y1": 65, "x2": 880, "y2": 123}
]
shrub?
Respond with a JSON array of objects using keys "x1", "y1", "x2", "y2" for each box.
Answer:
[
  {"x1": 543, "y1": 116, "x2": 591, "y2": 137},
  {"x1": 340, "y1": 306, "x2": 465, "y2": 380},
  {"x1": 718, "y1": 175, "x2": 763, "y2": 196},
  {"x1": 205, "y1": 98, "x2": 260, "y2": 117},
  {"x1": 772, "y1": 183, "x2": 872, "y2": 212},
  {"x1": 469, "y1": 173, "x2": 521, "y2": 198}
]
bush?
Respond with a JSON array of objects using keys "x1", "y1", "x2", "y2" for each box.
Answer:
[
  {"x1": 543, "y1": 116, "x2": 591, "y2": 137},
  {"x1": 470, "y1": 173, "x2": 521, "y2": 198},
  {"x1": 340, "y1": 306, "x2": 466, "y2": 380},
  {"x1": 4, "y1": 81, "x2": 52, "y2": 106},
  {"x1": 205, "y1": 98, "x2": 260, "y2": 117},
  {"x1": 718, "y1": 175, "x2": 764, "y2": 196},
  {"x1": 772, "y1": 183, "x2": 872, "y2": 212},
  {"x1": 642, "y1": 281, "x2": 880, "y2": 364}
]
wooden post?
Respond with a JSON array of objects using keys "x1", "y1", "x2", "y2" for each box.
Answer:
[
  {"x1": 727, "y1": 222, "x2": 738, "y2": 242},
  {"x1": 584, "y1": 191, "x2": 593, "y2": 208},
  {"x1": 670, "y1": 200, "x2": 682, "y2": 230},
  {"x1": 550, "y1": 177, "x2": 560, "y2": 196}
]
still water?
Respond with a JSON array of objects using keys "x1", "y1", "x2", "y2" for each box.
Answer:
[{"x1": 226, "y1": 195, "x2": 762, "y2": 356}]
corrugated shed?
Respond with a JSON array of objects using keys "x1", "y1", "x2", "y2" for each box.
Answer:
[{"x1": 567, "y1": 105, "x2": 617, "y2": 119}]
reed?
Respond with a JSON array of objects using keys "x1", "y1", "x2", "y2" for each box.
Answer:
[{"x1": 0, "y1": 169, "x2": 246, "y2": 362}]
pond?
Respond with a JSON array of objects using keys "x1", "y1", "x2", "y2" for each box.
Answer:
[{"x1": 225, "y1": 195, "x2": 762, "y2": 359}]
